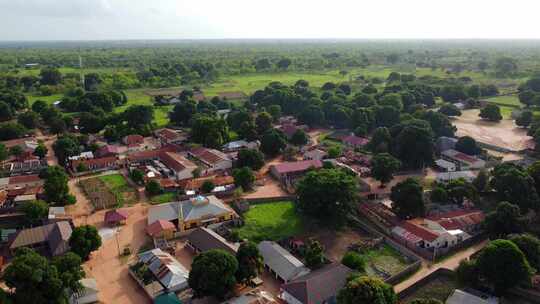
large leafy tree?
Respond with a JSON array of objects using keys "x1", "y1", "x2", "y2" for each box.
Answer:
[
  {"x1": 290, "y1": 129, "x2": 309, "y2": 146},
  {"x1": 52, "y1": 252, "x2": 85, "y2": 292},
  {"x1": 371, "y1": 153, "x2": 401, "y2": 187},
  {"x1": 3, "y1": 248, "x2": 66, "y2": 304},
  {"x1": 296, "y1": 168, "x2": 358, "y2": 227},
  {"x1": 69, "y1": 225, "x2": 102, "y2": 261},
  {"x1": 53, "y1": 134, "x2": 81, "y2": 166},
  {"x1": 476, "y1": 239, "x2": 532, "y2": 295},
  {"x1": 123, "y1": 105, "x2": 154, "y2": 129},
  {"x1": 455, "y1": 136, "x2": 481, "y2": 155},
  {"x1": 190, "y1": 114, "x2": 229, "y2": 148},
  {"x1": 392, "y1": 119, "x2": 434, "y2": 169},
  {"x1": 237, "y1": 149, "x2": 265, "y2": 171},
  {"x1": 235, "y1": 242, "x2": 263, "y2": 284},
  {"x1": 170, "y1": 100, "x2": 197, "y2": 126},
  {"x1": 479, "y1": 104, "x2": 502, "y2": 122},
  {"x1": 391, "y1": 178, "x2": 425, "y2": 219},
  {"x1": 337, "y1": 276, "x2": 397, "y2": 304},
  {"x1": 484, "y1": 202, "x2": 523, "y2": 239},
  {"x1": 490, "y1": 163, "x2": 539, "y2": 211},
  {"x1": 419, "y1": 110, "x2": 456, "y2": 138},
  {"x1": 438, "y1": 103, "x2": 461, "y2": 117},
  {"x1": 368, "y1": 127, "x2": 392, "y2": 153},
  {"x1": 22, "y1": 200, "x2": 49, "y2": 226},
  {"x1": 188, "y1": 249, "x2": 238, "y2": 299},
  {"x1": 509, "y1": 234, "x2": 540, "y2": 271},
  {"x1": 43, "y1": 166, "x2": 72, "y2": 205},
  {"x1": 39, "y1": 67, "x2": 62, "y2": 85},
  {"x1": 233, "y1": 167, "x2": 256, "y2": 191},
  {"x1": 260, "y1": 129, "x2": 287, "y2": 156},
  {"x1": 255, "y1": 112, "x2": 273, "y2": 135}
]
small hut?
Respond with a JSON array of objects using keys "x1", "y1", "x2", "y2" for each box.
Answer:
[
  {"x1": 104, "y1": 209, "x2": 128, "y2": 226},
  {"x1": 146, "y1": 220, "x2": 177, "y2": 239}
]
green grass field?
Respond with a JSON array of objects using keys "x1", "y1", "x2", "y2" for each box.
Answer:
[
  {"x1": 99, "y1": 174, "x2": 131, "y2": 192},
  {"x1": 485, "y1": 95, "x2": 521, "y2": 107},
  {"x1": 403, "y1": 275, "x2": 457, "y2": 303},
  {"x1": 235, "y1": 201, "x2": 305, "y2": 242},
  {"x1": 150, "y1": 192, "x2": 177, "y2": 205}
]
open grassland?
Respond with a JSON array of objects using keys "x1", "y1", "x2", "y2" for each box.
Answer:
[
  {"x1": 235, "y1": 201, "x2": 305, "y2": 242},
  {"x1": 402, "y1": 275, "x2": 457, "y2": 303},
  {"x1": 150, "y1": 192, "x2": 177, "y2": 205},
  {"x1": 485, "y1": 95, "x2": 521, "y2": 107},
  {"x1": 362, "y1": 244, "x2": 411, "y2": 278}
]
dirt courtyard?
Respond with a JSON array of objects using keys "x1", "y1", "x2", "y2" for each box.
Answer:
[
  {"x1": 82, "y1": 204, "x2": 152, "y2": 304},
  {"x1": 452, "y1": 109, "x2": 531, "y2": 152},
  {"x1": 299, "y1": 228, "x2": 372, "y2": 262}
]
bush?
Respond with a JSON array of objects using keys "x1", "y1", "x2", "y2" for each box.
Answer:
[{"x1": 341, "y1": 251, "x2": 366, "y2": 272}]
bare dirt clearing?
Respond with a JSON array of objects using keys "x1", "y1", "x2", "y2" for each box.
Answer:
[{"x1": 452, "y1": 109, "x2": 531, "y2": 152}]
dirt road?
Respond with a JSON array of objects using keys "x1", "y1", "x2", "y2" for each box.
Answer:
[{"x1": 394, "y1": 239, "x2": 488, "y2": 293}]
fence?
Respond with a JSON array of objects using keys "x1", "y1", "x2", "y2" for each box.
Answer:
[
  {"x1": 243, "y1": 195, "x2": 297, "y2": 204},
  {"x1": 397, "y1": 268, "x2": 455, "y2": 300}
]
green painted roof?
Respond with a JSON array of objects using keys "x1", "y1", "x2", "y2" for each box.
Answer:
[{"x1": 154, "y1": 293, "x2": 182, "y2": 304}]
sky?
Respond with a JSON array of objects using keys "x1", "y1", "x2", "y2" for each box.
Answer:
[{"x1": 1, "y1": 0, "x2": 540, "y2": 41}]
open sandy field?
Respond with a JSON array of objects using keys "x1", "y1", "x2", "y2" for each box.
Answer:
[{"x1": 452, "y1": 109, "x2": 531, "y2": 152}]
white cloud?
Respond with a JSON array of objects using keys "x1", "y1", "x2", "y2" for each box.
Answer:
[{"x1": 0, "y1": 0, "x2": 539, "y2": 40}]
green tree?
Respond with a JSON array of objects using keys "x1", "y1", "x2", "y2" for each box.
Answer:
[
  {"x1": 494, "y1": 57, "x2": 518, "y2": 77},
  {"x1": 39, "y1": 67, "x2": 62, "y2": 85},
  {"x1": 233, "y1": 167, "x2": 256, "y2": 191},
  {"x1": 296, "y1": 168, "x2": 358, "y2": 227},
  {"x1": 516, "y1": 110, "x2": 533, "y2": 128},
  {"x1": 371, "y1": 153, "x2": 401, "y2": 187},
  {"x1": 260, "y1": 129, "x2": 287, "y2": 156},
  {"x1": 145, "y1": 180, "x2": 163, "y2": 196},
  {"x1": 17, "y1": 111, "x2": 40, "y2": 129},
  {"x1": 479, "y1": 104, "x2": 502, "y2": 122},
  {"x1": 3, "y1": 248, "x2": 66, "y2": 304},
  {"x1": 337, "y1": 276, "x2": 397, "y2": 304},
  {"x1": 341, "y1": 251, "x2": 365, "y2": 272},
  {"x1": 393, "y1": 119, "x2": 434, "y2": 169},
  {"x1": 438, "y1": 103, "x2": 462, "y2": 117},
  {"x1": 201, "y1": 180, "x2": 215, "y2": 193},
  {"x1": 235, "y1": 242, "x2": 263, "y2": 284},
  {"x1": 455, "y1": 136, "x2": 481, "y2": 155},
  {"x1": 379, "y1": 93, "x2": 403, "y2": 111},
  {"x1": 52, "y1": 252, "x2": 85, "y2": 292},
  {"x1": 490, "y1": 163, "x2": 539, "y2": 211},
  {"x1": 305, "y1": 239, "x2": 325, "y2": 269},
  {"x1": 33, "y1": 144, "x2": 48, "y2": 159},
  {"x1": 444, "y1": 178, "x2": 477, "y2": 205},
  {"x1": 368, "y1": 127, "x2": 392, "y2": 153},
  {"x1": 53, "y1": 135, "x2": 80, "y2": 166},
  {"x1": 123, "y1": 105, "x2": 154, "y2": 129},
  {"x1": 456, "y1": 259, "x2": 480, "y2": 288},
  {"x1": 509, "y1": 234, "x2": 540, "y2": 271},
  {"x1": 188, "y1": 249, "x2": 238, "y2": 299},
  {"x1": 391, "y1": 178, "x2": 425, "y2": 219},
  {"x1": 32, "y1": 100, "x2": 48, "y2": 113},
  {"x1": 430, "y1": 187, "x2": 448, "y2": 204},
  {"x1": 0, "y1": 143, "x2": 7, "y2": 164},
  {"x1": 237, "y1": 149, "x2": 265, "y2": 171},
  {"x1": 170, "y1": 100, "x2": 197, "y2": 126},
  {"x1": 290, "y1": 129, "x2": 308, "y2": 146},
  {"x1": 255, "y1": 112, "x2": 273, "y2": 135},
  {"x1": 327, "y1": 146, "x2": 342, "y2": 159},
  {"x1": 476, "y1": 239, "x2": 532, "y2": 295},
  {"x1": 129, "y1": 169, "x2": 145, "y2": 185},
  {"x1": 527, "y1": 161, "x2": 540, "y2": 194},
  {"x1": 0, "y1": 122, "x2": 27, "y2": 140},
  {"x1": 22, "y1": 200, "x2": 49, "y2": 226},
  {"x1": 43, "y1": 166, "x2": 72, "y2": 205},
  {"x1": 473, "y1": 169, "x2": 489, "y2": 192},
  {"x1": 69, "y1": 225, "x2": 102, "y2": 261},
  {"x1": 268, "y1": 105, "x2": 282, "y2": 122},
  {"x1": 9, "y1": 145, "x2": 23, "y2": 158},
  {"x1": 484, "y1": 202, "x2": 523, "y2": 239},
  {"x1": 191, "y1": 114, "x2": 229, "y2": 148}
]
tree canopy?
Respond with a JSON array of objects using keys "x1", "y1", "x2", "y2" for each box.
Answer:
[
  {"x1": 391, "y1": 178, "x2": 425, "y2": 219},
  {"x1": 188, "y1": 249, "x2": 238, "y2": 299}
]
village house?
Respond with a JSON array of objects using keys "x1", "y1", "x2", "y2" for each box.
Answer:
[
  {"x1": 280, "y1": 263, "x2": 353, "y2": 304},
  {"x1": 303, "y1": 148, "x2": 328, "y2": 161},
  {"x1": 436, "y1": 136, "x2": 458, "y2": 153},
  {"x1": 128, "y1": 148, "x2": 197, "y2": 181},
  {"x1": 9, "y1": 221, "x2": 73, "y2": 257},
  {"x1": 446, "y1": 289, "x2": 499, "y2": 304},
  {"x1": 270, "y1": 160, "x2": 323, "y2": 188},
  {"x1": 222, "y1": 140, "x2": 260, "y2": 152},
  {"x1": 188, "y1": 147, "x2": 232, "y2": 173},
  {"x1": 146, "y1": 220, "x2": 177, "y2": 239},
  {"x1": 224, "y1": 289, "x2": 278, "y2": 304},
  {"x1": 436, "y1": 171, "x2": 476, "y2": 183},
  {"x1": 435, "y1": 159, "x2": 457, "y2": 172},
  {"x1": 68, "y1": 151, "x2": 94, "y2": 161},
  {"x1": 147, "y1": 195, "x2": 237, "y2": 237},
  {"x1": 95, "y1": 145, "x2": 120, "y2": 158},
  {"x1": 71, "y1": 156, "x2": 118, "y2": 173},
  {"x1": 186, "y1": 227, "x2": 239, "y2": 255},
  {"x1": 155, "y1": 128, "x2": 187, "y2": 145},
  {"x1": 392, "y1": 220, "x2": 457, "y2": 250},
  {"x1": 0, "y1": 174, "x2": 44, "y2": 191},
  {"x1": 159, "y1": 152, "x2": 198, "y2": 181},
  {"x1": 122, "y1": 134, "x2": 146, "y2": 152},
  {"x1": 341, "y1": 134, "x2": 369, "y2": 149},
  {"x1": 131, "y1": 248, "x2": 190, "y2": 298},
  {"x1": 279, "y1": 124, "x2": 309, "y2": 140},
  {"x1": 258, "y1": 241, "x2": 311, "y2": 283},
  {"x1": 1, "y1": 138, "x2": 39, "y2": 154},
  {"x1": 441, "y1": 149, "x2": 486, "y2": 170},
  {"x1": 2, "y1": 158, "x2": 48, "y2": 176}
]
